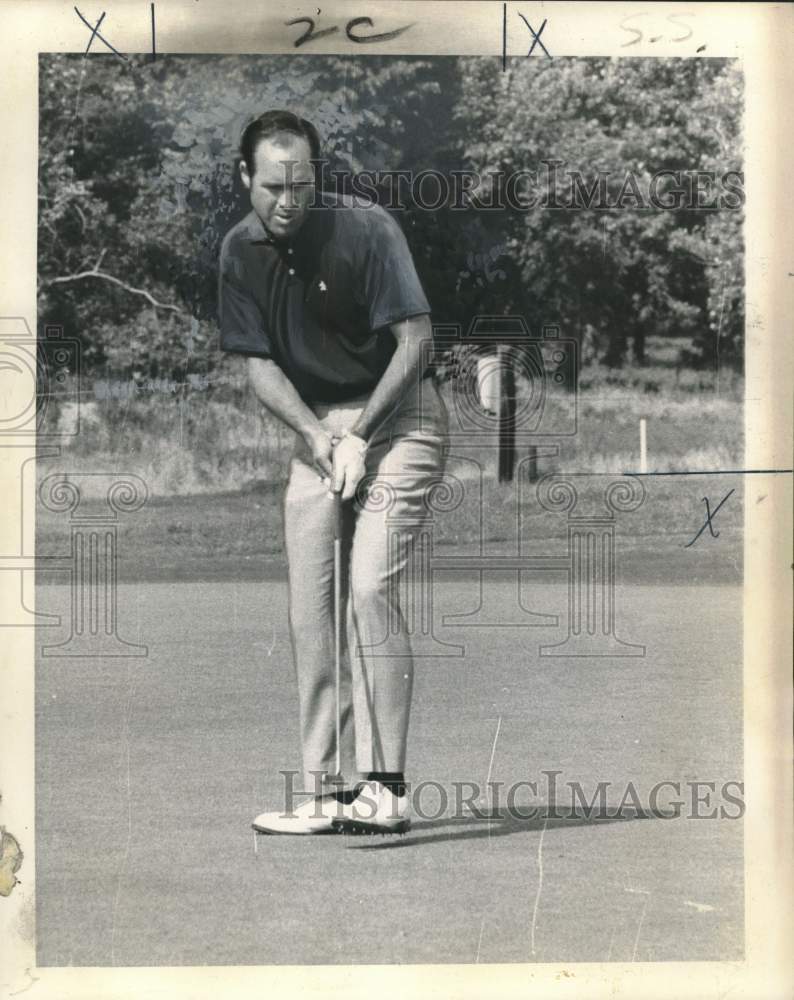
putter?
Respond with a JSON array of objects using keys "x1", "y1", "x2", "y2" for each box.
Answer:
[{"x1": 327, "y1": 488, "x2": 345, "y2": 786}]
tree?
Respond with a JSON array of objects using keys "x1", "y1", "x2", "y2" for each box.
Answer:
[
  {"x1": 454, "y1": 56, "x2": 744, "y2": 368},
  {"x1": 37, "y1": 54, "x2": 744, "y2": 384}
]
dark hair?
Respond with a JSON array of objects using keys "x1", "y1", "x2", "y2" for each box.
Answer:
[{"x1": 239, "y1": 110, "x2": 322, "y2": 174}]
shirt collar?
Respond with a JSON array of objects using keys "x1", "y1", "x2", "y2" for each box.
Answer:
[
  {"x1": 247, "y1": 209, "x2": 318, "y2": 251},
  {"x1": 247, "y1": 212, "x2": 277, "y2": 246}
]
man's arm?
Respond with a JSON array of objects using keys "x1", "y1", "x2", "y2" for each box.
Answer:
[
  {"x1": 248, "y1": 314, "x2": 432, "y2": 497},
  {"x1": 328, "y1": 314, "x2": 430, "y2": 499},
  {"x1": 247, "y1": 356, "x2": 334, "y2": 479},
  {"x1": 348, "y1": 313, "x2": 430, "y2": 441}
]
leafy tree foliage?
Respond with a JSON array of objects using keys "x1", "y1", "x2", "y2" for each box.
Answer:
[
  {"x1": 456, "y1": 56, "x2": 744, "y2": 367},
  {"x1": 37, "y1": 54, "x2": 743, "y2": 383}
]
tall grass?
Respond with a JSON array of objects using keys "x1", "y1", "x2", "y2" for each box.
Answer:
[{"x1": 38, "y1": 351, "x2": 743, "y2": 500}]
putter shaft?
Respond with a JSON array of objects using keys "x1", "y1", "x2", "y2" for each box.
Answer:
[{"x1": 333, "y1": 491, "x2": 343, "y2": 779}]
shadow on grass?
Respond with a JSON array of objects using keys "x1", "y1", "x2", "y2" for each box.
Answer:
[{"x1": 342, "y1": 805, "x2": 675, "y2": 850}]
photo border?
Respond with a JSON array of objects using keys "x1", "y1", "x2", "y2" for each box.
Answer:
[{"x1": 1, "y1": 2, "x2": 791, "y2": 997}]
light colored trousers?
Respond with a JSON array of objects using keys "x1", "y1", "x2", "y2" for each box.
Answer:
[{"x1": 283, "y1": 377, "x2": 448, "y2": 792}]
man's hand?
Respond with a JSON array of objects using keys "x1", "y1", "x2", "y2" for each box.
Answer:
[
  {"x1": 247, "y1": 358, "x2": 336, "y2": 483},
  {"x1": 305, "y1": 428, "x2": 335, "y2": 483},
  {"x1": 332, "y1": 432, "x2": 368, "y2": 501}
]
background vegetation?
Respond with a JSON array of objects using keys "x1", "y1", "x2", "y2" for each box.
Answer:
[{"x1": 37, "y1": 53, "x2": 744, "y2": 501}]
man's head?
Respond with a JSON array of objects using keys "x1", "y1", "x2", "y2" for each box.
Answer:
[{"x1": 239, "y1": 110, "x2": 321, "y2": 241}]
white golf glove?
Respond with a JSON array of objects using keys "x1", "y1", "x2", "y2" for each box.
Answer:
[{"x1": 331, "y1": 430, "x2": 368, "y2": 501}]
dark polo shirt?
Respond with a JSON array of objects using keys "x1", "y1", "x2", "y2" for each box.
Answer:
[{"x1": 218, "y1": 193, "x2": 431, "y2": 404}]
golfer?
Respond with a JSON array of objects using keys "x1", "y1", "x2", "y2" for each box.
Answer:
[{"x1": 218, "y1": 110, "x2": 448, "y2": 834}]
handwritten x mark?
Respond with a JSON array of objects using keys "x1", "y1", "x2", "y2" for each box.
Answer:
[
  {"x1": 684, "y1": 488, "x2": 735, "y2": 548},
  {"x1": 74, "y1": 6, "x2": 128, "y2": 61},
  {"x1": 517, "y1": 14, "x2": 551, "y2": 59}
]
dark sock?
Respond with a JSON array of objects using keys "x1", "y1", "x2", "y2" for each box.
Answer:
[
  {"x1": 367, "y1": 771, "x2": 406, "y2": 797},
  {"x1": 332, "y1": 787, "x2": 362, "y2": 805}
]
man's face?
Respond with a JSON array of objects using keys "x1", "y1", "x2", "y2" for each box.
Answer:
[{"x1": 240, "y1": 132, "x2": 315, "y2": 241}]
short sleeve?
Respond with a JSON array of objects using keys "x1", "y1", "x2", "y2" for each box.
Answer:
[
  {"x1": 361, "y1": 208, "x2": 431, "y2": 331},
  {"x1": 218, "y1": 238, "x2": 272, "y2": 358}
]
